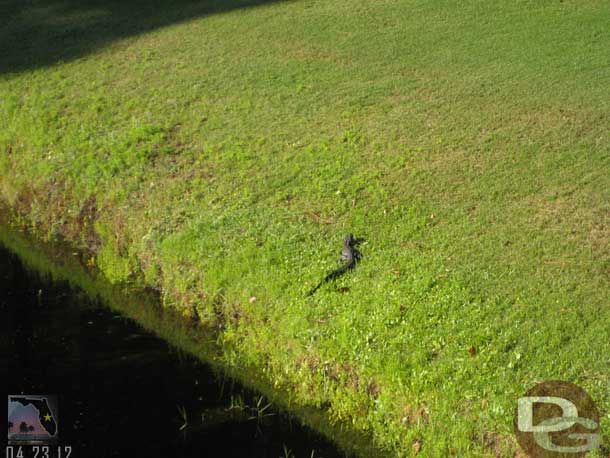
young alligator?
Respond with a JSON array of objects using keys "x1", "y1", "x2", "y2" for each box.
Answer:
[{"x1": 306, "y1": 234, "x2": 362, "y2": 296}]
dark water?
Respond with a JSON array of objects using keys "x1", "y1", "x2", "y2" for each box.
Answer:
[{"x1": 1, "y1": 245, "x2": 344, "y2": 458}]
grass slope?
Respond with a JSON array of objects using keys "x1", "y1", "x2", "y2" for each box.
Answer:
[{"x1": 1, "y1": 0, "x2": 609, "y2": 456}]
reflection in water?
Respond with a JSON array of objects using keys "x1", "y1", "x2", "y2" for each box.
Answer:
[{"x1": 1, "y1": 245, "x2": 344, "y2": 457}]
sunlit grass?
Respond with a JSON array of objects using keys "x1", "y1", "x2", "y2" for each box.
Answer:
[{"x1": 1, "y1": 0, "x2": 609, "y2": 456}]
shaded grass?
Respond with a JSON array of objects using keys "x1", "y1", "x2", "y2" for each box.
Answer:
[
  {"x1": 1, "y1": 0, "x2": 609, "y2": 456},
  {"x1": 0, "y1": 0, "x2": 284, "y2": 75}
]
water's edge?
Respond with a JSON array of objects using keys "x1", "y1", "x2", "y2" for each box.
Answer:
[{"x1": 0, "y1": 206, "x2": 383, "y2": 458}]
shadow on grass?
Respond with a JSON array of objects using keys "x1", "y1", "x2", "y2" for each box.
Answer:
[{"x1": 0, "y1": 0, "x2": 282, "y2": 75}]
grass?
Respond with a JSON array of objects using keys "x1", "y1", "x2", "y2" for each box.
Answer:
[
  {"x1": 0, "y1": 217, "x2": 380, "y2": 456},
  {"x1": 1, "y1": 0, "x2": 609, "y2": 456},
  {"x1": 176, "y1": 404, "x2": 188, "y2": 431}
]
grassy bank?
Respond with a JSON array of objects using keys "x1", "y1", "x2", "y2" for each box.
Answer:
[
  {"x1": 1, "y1": 0, "x2": 609, "y2": 456},
  {"x1": 0, "y1": 209, "x2": 381, "y2": 457}
]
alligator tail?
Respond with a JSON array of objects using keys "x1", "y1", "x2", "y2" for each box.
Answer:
[{"x1": 306, "y1": 261, "x2": 355, "y2": 297}]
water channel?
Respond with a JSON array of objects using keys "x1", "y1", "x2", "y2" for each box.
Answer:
[{"x1": 2, "y1": 240, "x2": 347, "y2": 458}]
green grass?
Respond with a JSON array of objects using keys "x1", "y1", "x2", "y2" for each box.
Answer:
[{"x1": 1, "y1": 0, "x2": 609, "y2": 456}]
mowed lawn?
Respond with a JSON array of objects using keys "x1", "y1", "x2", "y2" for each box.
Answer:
[{"x1": 1, "y1": 0, "x2": 609, "y2": 455}]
